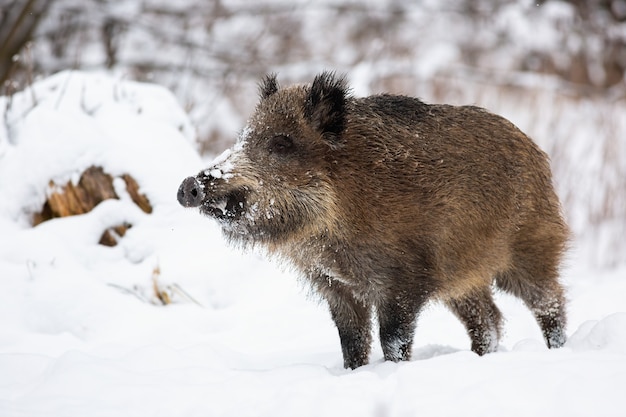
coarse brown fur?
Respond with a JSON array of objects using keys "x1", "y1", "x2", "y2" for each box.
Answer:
[{"x1": 178, "y1": 71, "x2": 569, "y2": 369}]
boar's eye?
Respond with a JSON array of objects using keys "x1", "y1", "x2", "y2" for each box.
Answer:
[{"x1": 268, "y1": 134, "x2": 294, "y2": 155}]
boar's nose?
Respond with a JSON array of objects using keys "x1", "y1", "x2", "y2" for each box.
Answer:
[{"x1": 177, "y1": 176, "x2": 204, "y2": 208}]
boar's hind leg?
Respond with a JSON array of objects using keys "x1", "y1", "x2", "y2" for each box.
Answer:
[
  {"x1": 446, "y1": 287, "x2": 503, "y2": 355},
  {"x1": 496, "y1": 225, "x2": 567, "y2": 349},
  {"x1": 496, "y1": 269, "x2": 567, "y2": 349},
  {"x1": 376, "y1": 292, "x2": 428, "y2": 363},
  {"x1": 321, "y1": 279, "x2": 373, "y2": 369},
  {"x1": 528, "y1": 288, "x2": 567, "y2": 349}
]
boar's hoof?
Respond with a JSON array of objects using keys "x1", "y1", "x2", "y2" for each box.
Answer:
[{"x1": 178, "y1": 176, "x2": 204, "y2": 208}]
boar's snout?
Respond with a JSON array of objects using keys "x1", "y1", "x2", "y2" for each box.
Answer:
[{"x1": 177, "y1": 176, "x2": 204, "y2": 208}]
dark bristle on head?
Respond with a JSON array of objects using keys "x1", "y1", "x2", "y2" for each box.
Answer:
[
  {"x1": 304, "y1": 71, "x2": 349, "y2": 137},
  {"x1": 259, "y1": 73, "x2": 279, "y2": 99}
]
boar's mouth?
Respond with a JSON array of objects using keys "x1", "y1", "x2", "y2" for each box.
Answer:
[{"x1": 201, "y1": 189, "x2": 247, "y2": 221}]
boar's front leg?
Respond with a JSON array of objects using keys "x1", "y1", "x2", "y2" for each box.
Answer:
[
  {"x1": 376, "y1": 291, "x2": 427, "y2": 362},
  {"x1": 317, "y1": 276, "x2": 373, "y2": 369}
]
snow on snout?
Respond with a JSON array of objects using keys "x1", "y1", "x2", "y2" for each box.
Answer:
[
  {"x1": 204, "y1": 148, "x2": 235, "y2": 180},
  {"x1": 205, "y1": 125, "x2": 251, "y2": 180}
]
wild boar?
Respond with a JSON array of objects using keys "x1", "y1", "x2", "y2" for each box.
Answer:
[{"x1": 178, "y1": 72, "x2": 569, "y2": 369}]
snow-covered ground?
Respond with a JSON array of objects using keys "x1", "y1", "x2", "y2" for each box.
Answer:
[{"x1": 1, "y1": 72, "x2": 625, "y2": 417}]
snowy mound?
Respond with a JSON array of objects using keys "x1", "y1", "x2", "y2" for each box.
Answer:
[
  {"x1": 1, "y1": 72, "x2": 625, "y2": 417},
  {"x1": 0, "y1": 71, "x2": 273, "y2": 308},
  {"x1": 0, "y1": 70, "x2": 199, "y2": 225}
]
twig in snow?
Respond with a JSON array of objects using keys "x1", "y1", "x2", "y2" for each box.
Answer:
[
  {"x1": 169, "y1": 283, "x2": 204, "y2": 308},
  {"x1": 107, "y1": 283, "x2": 151, "y2": 304}
]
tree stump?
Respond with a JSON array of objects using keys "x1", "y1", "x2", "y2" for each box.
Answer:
[{"x1": 33, "y1": 166, "x2": 152, "y2": 246}]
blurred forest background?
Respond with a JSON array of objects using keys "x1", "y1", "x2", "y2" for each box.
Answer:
[{"x1": 1, "y1": 0, "x2": 625, "y2": 267}]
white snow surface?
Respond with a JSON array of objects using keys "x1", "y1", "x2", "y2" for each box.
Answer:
[{"x1": 1, "y1": 72, "x2": 625, "y2": 417}]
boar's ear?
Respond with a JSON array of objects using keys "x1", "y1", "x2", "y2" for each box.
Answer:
[
  {"x1": 259, "y1": 73, "x2": 279, "y2": 99},
  {"x1": 304, "y1": 71, "x2": 349, "y2": 140}
]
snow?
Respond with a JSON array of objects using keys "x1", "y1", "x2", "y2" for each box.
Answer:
[{"x1": 1, "y1": 72, "x2": 626, "y2": 417}]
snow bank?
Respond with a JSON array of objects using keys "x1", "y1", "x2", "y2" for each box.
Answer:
[
  {"x1": 568, "y1": 313, "x2": 626, "y2": 353},
  {"x1": 1, "y1": 72, "x2": 625, "y2": 417},
  {"x1": 0, "y1": 70, "x2": 198, "y2": 224}
]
